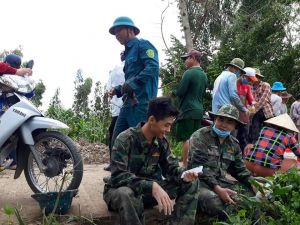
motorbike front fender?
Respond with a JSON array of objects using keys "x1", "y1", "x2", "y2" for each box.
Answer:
[{"x1": 20, "y1": 117, "x2": 69, "y2": 145}]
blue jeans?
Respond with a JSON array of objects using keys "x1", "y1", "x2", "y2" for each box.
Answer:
[{"x1": 111, "y1": 104, "x2": 148, "y2": 155}]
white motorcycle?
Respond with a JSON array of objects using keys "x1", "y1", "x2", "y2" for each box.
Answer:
[{"x1": 0, "y1": 73, "x2": 83, "y2": 194}]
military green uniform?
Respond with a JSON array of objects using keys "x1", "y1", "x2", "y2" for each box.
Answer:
[
  {"x1": 188, "y1": 126, "x2": 254, "y2": 219},
  {"x1": 103, "y1": 123, "x2": 199, "y2": 225}
]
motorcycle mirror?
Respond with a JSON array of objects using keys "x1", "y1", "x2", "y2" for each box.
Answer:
[{"x1": 26, "y1": 60, "x2": 34, "y2": 69}]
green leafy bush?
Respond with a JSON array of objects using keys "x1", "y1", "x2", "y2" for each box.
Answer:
[
  {"x1": 45, "y1": 105, "x2": 110, "y2": 144},
  {"x1": 214, "y1": 168, "x2": 300, "y2": 225}
]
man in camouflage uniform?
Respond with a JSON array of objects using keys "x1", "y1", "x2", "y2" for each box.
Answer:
[
  {"x1": 103, "y1": 97, "x2": 200, "y2": 225},
  {"x1": 188, "y1": 104, "x2": 255, "y2": 220}
]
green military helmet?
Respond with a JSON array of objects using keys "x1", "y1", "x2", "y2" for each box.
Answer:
[
  {"x1": 208, "y1": 104, "x2": 245, "y2": 125},
  {"x1": 109, "y1": 16, "x2": 140, "y2": 35},
  {"x1": 224, "y1": 58, "x2": 246, "y2": 74}
]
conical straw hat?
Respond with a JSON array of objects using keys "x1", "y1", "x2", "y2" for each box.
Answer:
[{"x1": 264, "y1": 113, "x2": 299, "y2": 133}]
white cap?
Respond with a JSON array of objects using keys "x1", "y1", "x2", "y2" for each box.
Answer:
[
  {"x1": 243, "y1": 67, "x2": 258, "y2": 82},
  {"x1": 244, "y1": 67, "x2": 256, "y2": 76}
]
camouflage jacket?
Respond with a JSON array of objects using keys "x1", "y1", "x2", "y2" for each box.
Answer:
[
  {"x1": 188, "y1": 126, "x2": 252, "y2": 189},
  {"x1": 106, "y1": 123, "x2": 184, "y2": 196}
]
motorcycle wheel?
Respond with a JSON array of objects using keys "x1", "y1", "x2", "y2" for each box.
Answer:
[{"x1": 24, "y1": 131, "x2": 83, "y2": 193}]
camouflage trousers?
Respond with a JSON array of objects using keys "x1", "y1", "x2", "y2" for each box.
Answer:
[
  {"x1": 103, "y1": 179, "x2": 199, "y2": 225},
  {"x1": 198, "y1": 182, "x2": 254, "y2": 220}
]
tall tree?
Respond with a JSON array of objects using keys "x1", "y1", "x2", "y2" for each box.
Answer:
[
  {"x1": 72, "y1": 69, "x2": 93, "y2": 115},
  {"x1": 92, "y1": 81, "x2": 109, "y2": 114},
  {"x1": 31, "y1": 80, "x2": 46, "y2": 107},
  {"x1": 49, "y1": 88, "x2": 62, "y2": 107},
  {"x1": 177, "y1": 0, "x2": 240, "y2": 54},
  {"x1": 178, "y1": 0, "x2": 193, "y2": 50}
]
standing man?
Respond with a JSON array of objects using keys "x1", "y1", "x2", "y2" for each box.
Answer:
[
  {"x1": 236, "y1": 67, "x2": 257, "y2": 153},
  {"x1": 104, "y1": 52, "x2": 125, "y2": 171},
  {"x1": 270, "y1": 81, "x2": 286, "y2": 116},
  {"x1": 279, "y1": 91, "x2": 292, "y2": 114},
  {"x1": 290, "y1": 93, "x2": 300, "y2": 141},
  {"x1": 103, "y1": 97, "x2": 200, "y2": 225},
  {"x1": 108, "y1": 16, "x2": 159, "y2": 149},
  {"x1": 248, "y1": 68, "x2": 273, "y2": 144},
  {"x1": 172, "y1": 49, "x2": 208, "y2": 168},
  {"x1": 212, "y1": 58, "x2": 248, "y2": 115}
]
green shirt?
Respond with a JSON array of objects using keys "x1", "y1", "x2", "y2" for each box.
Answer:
[
  {"x1": 188, "y1": 126, "x2": 252, "y2": 189},
  {"x1": 175, "y1": 67, "x2": 208, "y2": 120},
  {"x1": 105, "y1": 123, "x2": 184, "y2": 196}
]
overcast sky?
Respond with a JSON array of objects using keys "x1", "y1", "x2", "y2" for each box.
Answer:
[{"x1": 1, "y1": 0, "x2": 182, "y2": 110}]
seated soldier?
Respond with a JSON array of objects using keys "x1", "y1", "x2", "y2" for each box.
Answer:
[
  {"x1": 103, "y1": 97, "x2": 200, "y2": 225},
  {"x1": 188, "y1": 104, "x2": 256, "y2": 220},
  {"x1": 244, "y1": 113, "x2": 300, "y2": 177}
]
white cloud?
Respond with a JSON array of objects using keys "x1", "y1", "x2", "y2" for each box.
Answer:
[{"x1": 1, "y1": 0, "x2": 183, "y2": 110}]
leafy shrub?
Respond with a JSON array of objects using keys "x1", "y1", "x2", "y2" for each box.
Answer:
[
  {"x1": 214, "y1": 168, "x2": 300, "y2": 225},
  {"x1": 45, "y1": 105, "x2": 110, "y2": 144}
]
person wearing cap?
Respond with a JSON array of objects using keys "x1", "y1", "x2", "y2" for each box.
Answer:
[
  {"x1": 171, "y1": 49, "x2": 208, "y2": 168},
  {"x1": 279, "y1": 91, "x2": 292, "y2": 114},
  {"x1": 0, "y1": 54, "x2": 32, "y2": 76},
  {"x1": 103, "y1": 97, "x2": 200, "y2": 225},
  {"x1": 244, "y1": 114, "x2": 300, "y2": 177},
  {"x1": 290, "y1": 93, "x2": 300, "y2": 141},
  {"x1": 188, "y1": 104, "x2": 256, "y2": 220},
  {"x1": 212, "y1": 58, "x2": 248, "y2": 115},
  {"x1": 271, "y1": 81, "x2": 286, "y2": 116},
  {"x1": 248, "y1": 68, "x2": 273, "y2": 144},
  {"x1": 235, "y1": 67, "x2": 257, "y2": 152},
  {"x1": 108, "y1": 16, "x2": 159, "y2": 152}
]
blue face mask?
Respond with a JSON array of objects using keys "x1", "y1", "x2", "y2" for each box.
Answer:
[
  {"x1": 235, "y1": 70, "x2": 241, "y2": 77},
  {"x1": 212, "y1": 125, "x2": 231, "y2": 138},
  {"x1": 242, "y1": 78, "x2": 249, "y2": 84}
]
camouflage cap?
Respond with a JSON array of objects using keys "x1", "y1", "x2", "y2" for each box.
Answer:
[
  {"x1": 224, "y1": 58, "x2": 246, "y2": 74},
  {"x1": 208, "y1": 104, "x2": 245, "y2": 125},
  {"x1": 254, "y1": 68, "x2": 264, "y2": 78}
]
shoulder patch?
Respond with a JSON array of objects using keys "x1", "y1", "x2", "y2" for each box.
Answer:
[{"x1": 146, "y1": 49, "x2": 155, "y2": 58}]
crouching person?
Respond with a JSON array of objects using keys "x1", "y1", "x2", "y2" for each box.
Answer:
[
  {"x1": 188, "y1": 104, "x2": 256, "y2": 220},
  {"x1": 103, "y1": 97, "x2": 200, "y2": 225},
  {"x1": 244, "y1": 113, "x2": 300, "y2": 177}
]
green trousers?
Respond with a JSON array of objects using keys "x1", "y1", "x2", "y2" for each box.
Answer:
[{"x1": 103, "y1": 179, "x2": 199, "y2": 225}]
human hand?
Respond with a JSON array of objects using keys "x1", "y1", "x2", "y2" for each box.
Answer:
[
  {"x1": 248, "y1": 105, "x2": 255, "y2": 114},
  {"x1": 214, "y1": 185, "x2": 237, "y2": 205},
  {"x1": 121, "y1": 83, "x2": 134, "y2": 96},
  {"x1": 108, "y1": 89, "x2": 116, "y2": 97},
  {"x1": 15, "y1": 68, "x2": 32, "y2": 76},
  {"x1": 182, "y1": 171, "x2": 199, "y2": 182},
  {"x1": 152, "y1": 182, "x2": 174, "y2": 215},
  {"x1": 251, "y1": 181, "x2": 264, "y2": 194}
]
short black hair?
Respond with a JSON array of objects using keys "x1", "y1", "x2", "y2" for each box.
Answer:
[
  {"x1": 296, "y1": 94, "x2": 300, "y2": 100},
  {"x1": 147, "y1": 97, "x2": 179, "y2": 121}
]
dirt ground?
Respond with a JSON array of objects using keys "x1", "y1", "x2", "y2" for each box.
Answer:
[{"x1": 76, "y1": 140, "x2": 109, "y2": 165}]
